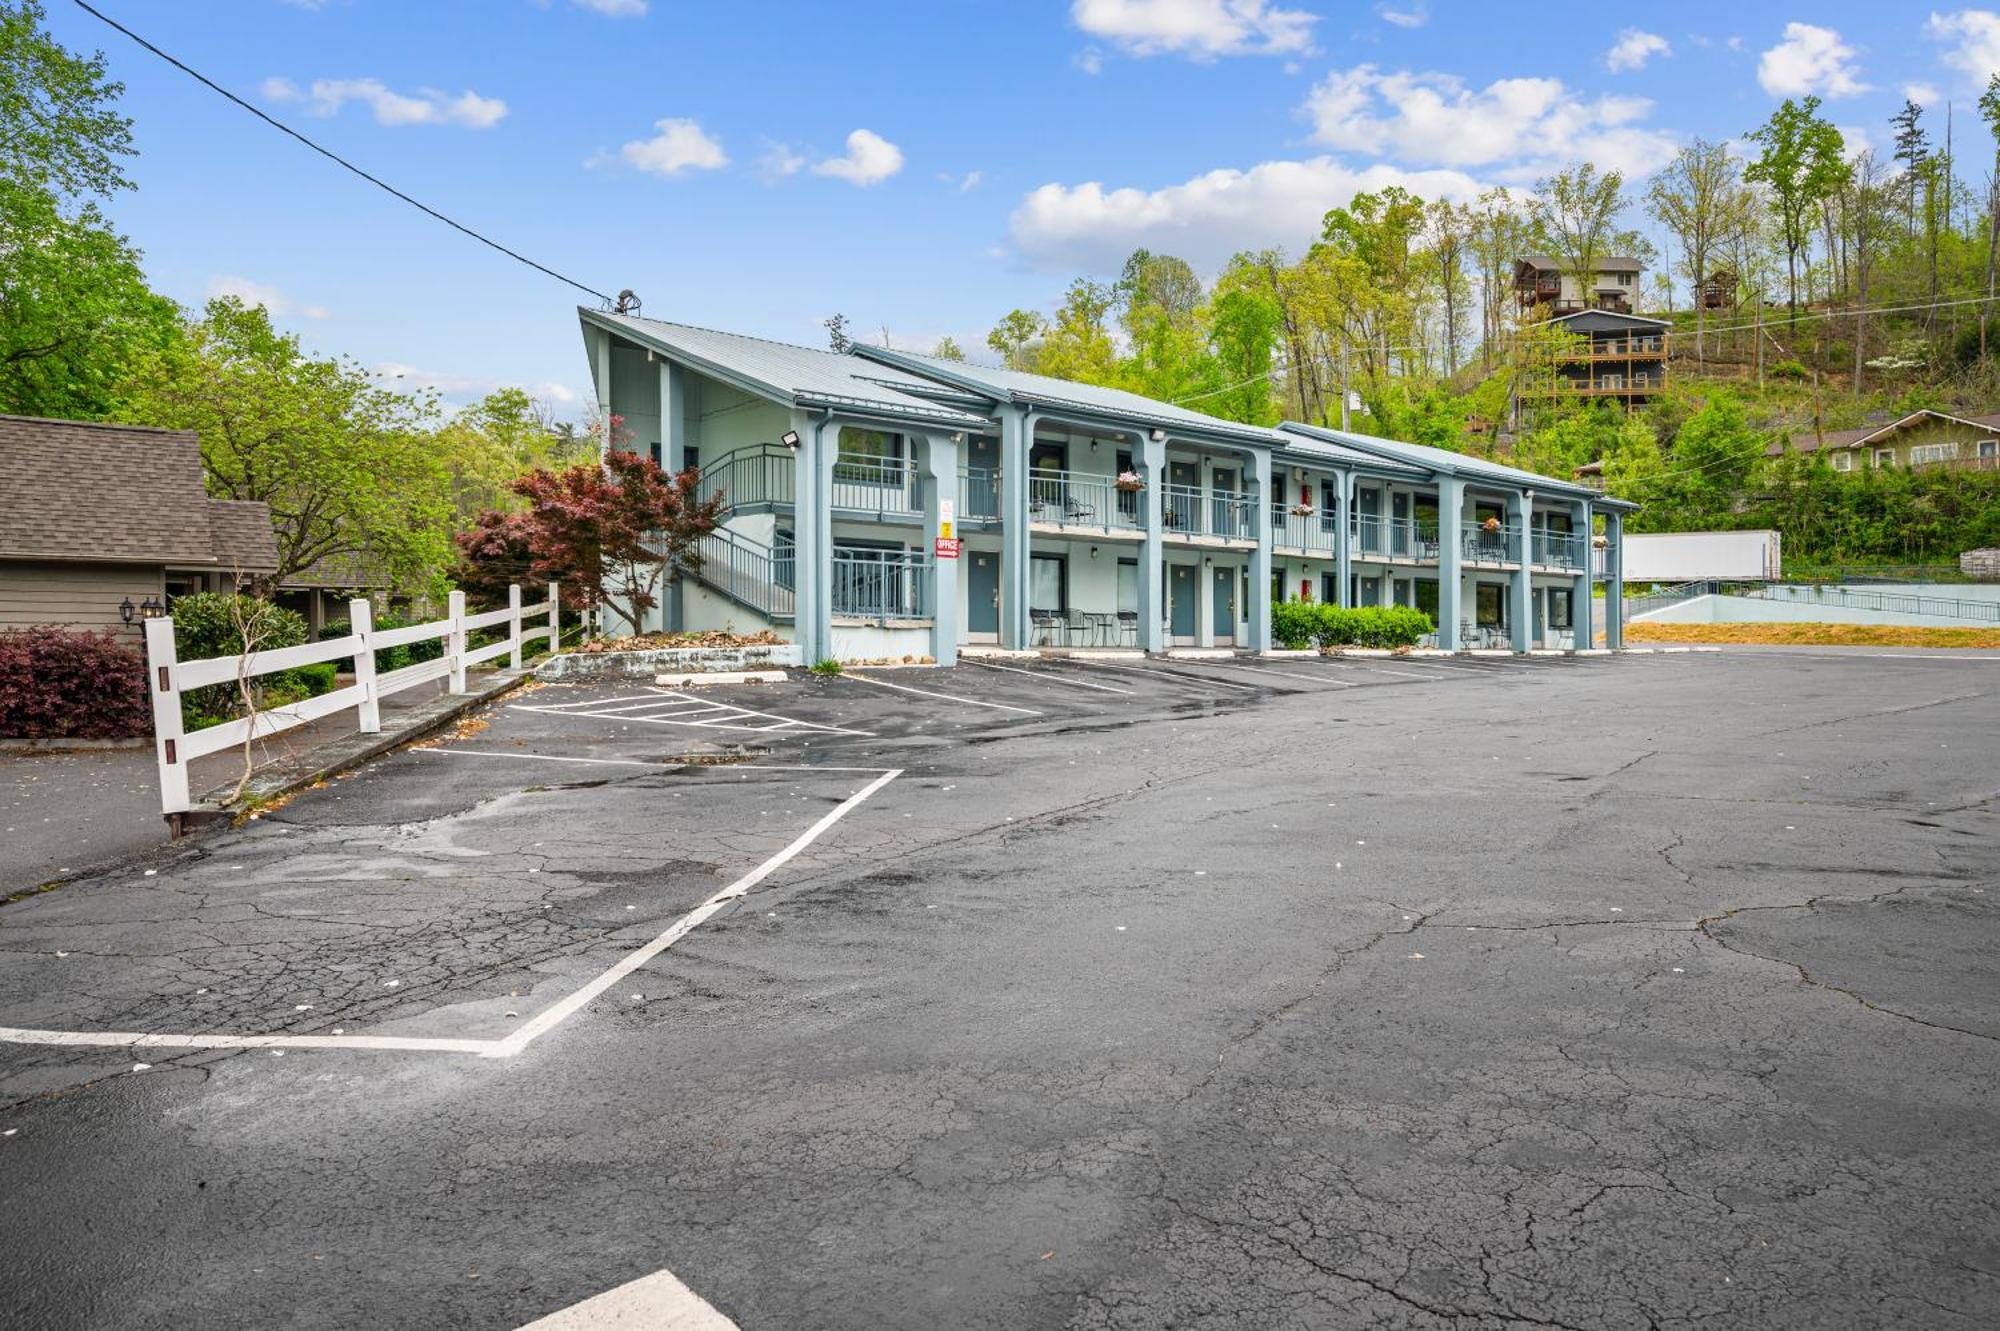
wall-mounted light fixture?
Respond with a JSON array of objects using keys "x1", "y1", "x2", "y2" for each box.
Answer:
[
  {"x1": 780, "y1": 429, "x2": 801, "y2": 449},
  {"x1": 1089, "y1": 546, "x2": 1100, "y2": 558},
  {"x1": 119, "y1": 596, "x2": 136, "y2": 625},
  {"x1": 1150, "y1": 428, "x2": 1166, "y2": 442},
  {"x1": 121, "y1": 595, "x2": 165, "y2": 625}
]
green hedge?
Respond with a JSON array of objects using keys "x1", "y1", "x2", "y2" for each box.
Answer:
[
  {"x1": 320, "y1": 612, "x2": 447, "y2": 674},
  {"x1": 172, "y1": 593, "x2": 333, "y2": 728},
  {"x1": 1273, "y1": 602, "x2": 1433, "y2": 650}
]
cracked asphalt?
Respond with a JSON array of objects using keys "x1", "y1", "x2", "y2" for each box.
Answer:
[{"x1": 0, "y1": 648, "x2": 1995, "y2": 1329}]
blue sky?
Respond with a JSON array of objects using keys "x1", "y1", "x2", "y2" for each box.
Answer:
[{"x1": 45, "y1": 1, "x2": 2000, "y2": 415}]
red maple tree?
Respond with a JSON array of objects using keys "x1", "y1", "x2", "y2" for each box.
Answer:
[{"x1": 457, "y1": 439, "x2": 723, "y2": 634}]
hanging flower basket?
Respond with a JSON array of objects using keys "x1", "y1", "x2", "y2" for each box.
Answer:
[
  {"x1": 1114, "y1": 471, "x2": 1146, "y2": 493},
  {"x1": 1289, "y1": 503, "x2": 1315, "y2": 518},
  {"x1": 1482, "y1": 516, "x2": 1502, "y2": 533}
]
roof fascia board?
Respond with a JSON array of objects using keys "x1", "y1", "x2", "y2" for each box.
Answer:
[{"x1": 1282, "y1": 421, "x2": 1603, "y2": 501}]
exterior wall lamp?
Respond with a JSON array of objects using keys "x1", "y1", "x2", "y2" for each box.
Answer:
[
  {"x1": 1150, "y1": 428, "x2": 1166, "y2": 442},
  {"x1": 120, "y1": 595, "x2": 165, "y2": 625},
  {"x1": 780, "y1": 430, "x2": 801, "y2": 449}
]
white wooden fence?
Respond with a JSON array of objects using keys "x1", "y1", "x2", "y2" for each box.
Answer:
[{"x1": 143, "y1": 584, "x2": 558, "y2": 818}]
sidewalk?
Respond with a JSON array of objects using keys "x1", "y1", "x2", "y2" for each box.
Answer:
[{"x1": 1, "y1": 669, "x2": 524, "y2": 898}]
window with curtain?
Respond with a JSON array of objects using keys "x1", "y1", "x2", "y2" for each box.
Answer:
[{"x1": 1031, "y1": 555, "x2": 1065, "y2": 612}]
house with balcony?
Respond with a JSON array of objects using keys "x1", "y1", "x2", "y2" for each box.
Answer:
[
  {"x1": 1762, "y1": 408, "x2": 2000, "y2": 474},
  {"x1": 1514, "y1": 255, "x2": 1645, "y2": 317},
  {"x1": 577, "y1": 307, "x2": 1635, "y2": 664},
  {"x1": 1517, "y1": 308, "x2": 1670, "y2": 417}
]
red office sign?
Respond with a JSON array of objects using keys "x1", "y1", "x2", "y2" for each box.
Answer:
[{"x1": 934, "y1": 537, "x2": 962, "y2": 559}]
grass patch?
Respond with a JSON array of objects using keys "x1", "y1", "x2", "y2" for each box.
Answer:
[{"x1": 1626, "y1": 622, "x2": 2000, "y2": 649}]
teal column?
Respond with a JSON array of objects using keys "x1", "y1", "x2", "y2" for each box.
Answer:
[
  {"x1": 1571, "y1": 498, "x2": 1593, "y2": 651},
  {"x1": 1138, "y1": 435, "x2": 1165, "y2": 653},
  {"x1": 1604, "y1": 509, "x2": 1625, "y2": 650},
  {"x1": 999, "y1": 408, "x2": 1033, "y2": 648},
  {"x1": 1436, "y1": 476, "x2": 1464, "y2": 649},
  {"x1": 1248, "y1": 447, "x2": 1273, "y2": 652},
  {"x1": 792, "y1": 410, "x2": 834, "y2": 664},
  {"x1": 1334, "y1": 470, "x2": 1353, "y2": 608},
  {"x1": 660, "y1": 359, "x2": 687, "y2": 631},
  {"x1": 918, "y1": 432, "x2": 960, "y2": 666},
  {"x1": 1507, "y1": 490, "x2": 1532, "y2": 653}
]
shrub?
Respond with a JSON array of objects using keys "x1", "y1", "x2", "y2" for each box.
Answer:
[
  {"x1": 0, "y1": 627, "x2": 152, "y2": 740},
  {"x1": 1272, "y1": 600, "x2": 1320, "y2": 649},
  {"x1": 810, "y1": 658, "x2": 843, "y2": 676},
  {"x1": 1769, "y1": 359, "x2": 1810, "y2": 381},
  {"x1": 1262, "y1": 602, "x2": 1433, "y2": 650},
  {"x1": 319, "y1": 610, "x2": 447, "y2": 674},
  {"x1": 169, "y1": 592, "x2": 311, "y2": 728}
]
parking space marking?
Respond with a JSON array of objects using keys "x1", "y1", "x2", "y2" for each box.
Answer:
[
  {"x1": 1167, "y1": 659, "x2": 1357, "y2": 687},
  {"x1": 0, "y1": 760, "x2": 902, "y2": 1060},
  {"x1": 513, "y1": 690, "x2": 875, "y2": 737},
  {"x1": 1067, "y1": 659, "x2": 1260, "y2": 691},
  {"x1": 516, "y1": 1267, "x2": 737, "y2": 1330},
  {"x1": 967, "y1": 657, "x2": 1135, "y2": 694},
  {"x1": 1307, "y1": 659, "x2": 1449, "y2": 682},
  {"x1": 837, "y1": 669, "x2": 1045, "y2": 715}
]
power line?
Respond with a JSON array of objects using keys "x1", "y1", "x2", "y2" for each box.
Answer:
[{"x1": 69, "y1": 0, "x2": 611, "y2": 303}]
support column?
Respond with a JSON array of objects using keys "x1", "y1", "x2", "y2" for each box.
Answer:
[
  {"x1": 1507, "y1": 490, "x2": 1532, "y2": 653},
  {"x1": 1603, "y1": 509, "x2": 1625, "y2": 650},
  {"x1": 1335, "y1": 470, "x2": 1354, "y2": 608},
  {"x1": 1248, "y1": 447, "x2": 1273, "y2": 653},
  {"x1": 660, "y1": 359, "x2": 687, "y2": 632},
  {"x1": 918, "y1": 432, "x2": 961, "y2": 666},
  {"x1": 1570, "y1": 498, "x2": 1593, "y2": 652},
  {"x1": 1196, "y1": 556, "x2": 1215, "y2": 649},
  {"x1": 1138, "y1": 434, "x2": 1165, "y2": 653},
  {"x1": 791, "y1": 410, "x2": 832, "y2": 665},
  {"x1": 999, "y1": 408, "x2": 1033, "y2": 649},
  {"x1": 1436, "y1": 476, "x2": 1464, "y2": 649}
]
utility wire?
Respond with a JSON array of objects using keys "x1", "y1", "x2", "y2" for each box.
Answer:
[{"x1": 69, "y1": 0, "x2": 612, "y2": 303}]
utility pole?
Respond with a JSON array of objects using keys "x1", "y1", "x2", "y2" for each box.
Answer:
[{"x1": 1339, "y1": 345, "x2": 1351, "y2": 431}]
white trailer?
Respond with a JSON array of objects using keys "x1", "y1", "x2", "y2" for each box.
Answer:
[{"x1": 1619, "y1": 530, "x2": 1780, "y2": 582}]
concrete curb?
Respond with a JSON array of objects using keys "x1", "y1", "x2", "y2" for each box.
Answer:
[
  {"x1": 0, "y1": 736, "x2": 150, "y2": 753},
  {"x1": 177, "y1": 667, "x2": 536, "y2": 833}
]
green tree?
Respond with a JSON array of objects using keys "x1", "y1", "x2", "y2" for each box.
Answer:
[
  {"x1": 1646, "y1": 138, "x2": 1753, "y2": 363},
  {"x1": 115, "y1": 299, "x2": 455, "y2": 596},
  {"x1": 1532, "y1": 164, "x2": 1628, "y2": 310},
  {"x1": 1206, "y1": 287, "x2": 1281, "y2": 424},
  {"x1": 432, "y1": 387, "x2": 594, "y2": 525},
  {"x1": 930, "y1": 335, "x2": 966, "y2": 361},
  {"x1": 985, "y1": 308, "x2": 1047, "y2": 371},
  {"x1": 1743, "y1": 96, "x2": 1849, "y2": 323},
  {"x1": 1036, "y1": 278, "x2": 1117, "y2": 383},
  {"x1": 0, "y1": 0, "x2": 135, "y2": 198}
]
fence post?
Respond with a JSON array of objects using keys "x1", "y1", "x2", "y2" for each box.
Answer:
[
  {"x1": 351, "y1": 598, "x2": 381, "y2": 734},
  {"x1": 447, "y1": 589, "x2": 468, "y2": 693},
  {"x1": 143, "y1": 616, "x2": 189, "y2": 820},
  {"x1": 508, "y1": 584, "x2": 524, "y2": 669},
  {"x1": 548, "y1": 582, "x2": 561, "y2": 651}
]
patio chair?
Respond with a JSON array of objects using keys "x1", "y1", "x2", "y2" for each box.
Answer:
[{"x1": 1062, "y1": 494, "x2": 1097, "y2": 523}]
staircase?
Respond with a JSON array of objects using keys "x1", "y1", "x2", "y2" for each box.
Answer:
[{"x1": 688, "y1": 528, "x2": 794, "y2": 621}]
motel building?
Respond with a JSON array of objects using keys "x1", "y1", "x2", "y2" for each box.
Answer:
[{"x1": 580, "y1": 307, "x2": 1633, "y2": 666}]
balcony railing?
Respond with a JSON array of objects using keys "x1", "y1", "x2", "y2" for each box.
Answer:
[
  {"x1": 1351, "y1": 515, "x2": 1436, "y2": 560},
  {"x1": 1461, "y1": 521, "x2": 1522, "y2": 564},
  {"x1": 693, "y1": 528, "x2": 795, "y2": 620},
  {"x1": 1162, "y1": 484, "x2": 1256, "y2": 540},
  {"x1": 959, "y1": 466, "x2": 1001, "y2": 521},
  {"x1": 1271, "y1": 504, "x2": 1340, "y2": 553},
  {"x1": 1028, "y1": 468, "x2": 1141, "y2": 532},
  {"x1": 1530, "y1": 529, "x2": 1586, "y2": 570},
  {"x1": 695, "y1": 444, "x2": 793, "y2": 512},
  {"x1": 829, "y1": 454, "x2": 920, "y2": 516},
  {"x1": 830, "y1": 548, "x2": 931, "y2": 623}
]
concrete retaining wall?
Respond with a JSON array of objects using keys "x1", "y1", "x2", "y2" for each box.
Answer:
[
  {"x1": 1637, "y1": 594, "x2": 1989, "y2": 629},
  {"x1": 537, "y1": 643, "x2": 804, "y2": 679}
]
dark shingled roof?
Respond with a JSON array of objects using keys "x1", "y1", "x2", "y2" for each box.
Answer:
[
  {"x1": 0, "y1": 414, "x2": 279, "y2": 573},
  {"x1": 1763, "y1": 408, "x2": 2000, "y2": 456},
  {"x1": 1518, "y1": 254, "x2": 1645, "y2": 272}
]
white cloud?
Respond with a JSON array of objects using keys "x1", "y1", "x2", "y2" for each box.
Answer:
[
  {"x1": 1302, "y1": 65, "x2": 1678, "y2": 179},
  {"x1": 204, "y1": 275, "x2": 328, "y2": 319},
  {"x1": 261, "y1": 76, "x2": 507, "y2": 128},
  {"x1": 1904, "y1": 81, "x2": 1940, "y2": 105},
  {"x1": 1008, "y1": 156, "x2": 1487, "y2": 273},
  {"x1": 571, "y1": 0, "x2": 648, "y2": 14},
  {"x1": 1377, "y1": 3, "x2": 1426, "y2": 28},
  {"x1": 1075, "y1": 47, "x2": 1106, "y2": 75},
  {"x1": 1926, "y1": 10, "x2": 2000, "y2": 86},
  {"x1": 374, "y1": 362, "x2": 580, "y2": 410},
  {"x1": 938, "y1": 169, "x2": 983, "y2": 192},
  {"x1": 755, "y1": 140, "x2": 806, "y2": 180},
  {"x1": 1606, "y1": 29, "x2": 1671, "y2": 72},
  {"x1": 1756, "y1": 22, "x2": 1867, "y2": 98},
  {"x1": 1069, "y1": 0, "x2": 1318, "y2": 61},
  {"x1": 811, "y1": 129, "x2": 904, "y2": 186},
  {"x1": 1833, "y1": 124, "x2": 1877, "y2": 163},
  {"x1": 601, "y1": 118, "x2": 729, "y2": 176}
]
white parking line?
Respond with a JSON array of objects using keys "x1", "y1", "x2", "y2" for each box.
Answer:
[
  {"x1": 1314, "y1": 659, "x2": 1449, "y2": 681},
  {"x1": 837, "y1": 670, "x2": 1045, "y2": 715},
  {"x1": 512, "y1": 690, "x2": 875, "y2": 737},
  {"x1": 1169, "y1": 659, "x2": 1357, "y2": 687},
  {"x1": 1068, "y1": 659, "x2": 1259, "y2": 691},
  {"x1": 0, "y1": 761, "x2": 901, "y2": 1059},
  {"x1": 516, "y1": 1267, "x2": 737, "y2": 1330},
  {"x1": 967, "y1": 657, "x2": 1134, "y2": 694}
]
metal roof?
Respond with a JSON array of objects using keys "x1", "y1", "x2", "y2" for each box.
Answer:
[
  {"x1": 855, "y1": 345, "x2": 1284, "y2": 446},
  {"x1": 1280, "y1": 422, "x2": 1634, "y2": 508},
  {"x1": 1272, "y1": 430, "x2": 1427, "y2": 476},
  {"x1": 581, "y1": 309, "x2": 993, "y2": 430}
]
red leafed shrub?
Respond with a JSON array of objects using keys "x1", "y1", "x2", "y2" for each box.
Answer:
[{"x1": 0, "y1": 627, "x2": 152, "y2": 740}]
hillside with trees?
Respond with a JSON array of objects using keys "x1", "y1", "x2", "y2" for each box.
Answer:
[{"x1": 958, "y1": 95, "x2": 2000, "y2": 571}]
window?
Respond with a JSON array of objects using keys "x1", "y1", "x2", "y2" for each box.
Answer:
[
  {"x1": 1415, "y1": 579, "x2": 1439, "y2": 619},
  {"x1": 1830, "y1": 451, "x2": 1853, "y2": 472},
  {"x1": 1321, "y1": 572, "x2": 1339, "y2": 604},
  {"x1": 1030, "y1": 555, "x2": 1066, "y2": 612},
  {"x1": 835, "y1": 427, "x2": 902, "y2": 481},
  {"x1": 1872, "y1": 448, "x2": 1895, "y2": 468},
  {"x1": 1551, "y1": 589, "x2": 1572, "y2": 629},
  {"x1": 774, "y1": 529, "x2": 796, "y2": 591},
  {"x1": 1117, "y1": 559, "x2": 1138, "y2": 614},
  {"x1": 1910, "y1": 442, "x2": 1962, "y2": 466},
  {"x1": 1979, "y1": 439, "x2": 1998, "y2": 459},
  {"x1": 1476, "y1": 583, "x2": 1505, "y2": 628},
  {"x1": 683, "y1": 445, "x2": 700, "y2": 473}
]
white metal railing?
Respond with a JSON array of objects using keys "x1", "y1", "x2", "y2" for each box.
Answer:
[
  {"x1": 828, "y1": 454, "x2": 919, "y2": 515},
  {"x1": 1027, "y1": 468, "x2": 1139, "y2": 532},
  {"x1": 144, "y1": 583, "x2": 558, "y2": 818},
  {"x1": 1270, "y1": 504, "x2": 1340, "y2": 554},
  {"x1": 1162, "y1": 484, "x2": 1255, "y2": 539}
]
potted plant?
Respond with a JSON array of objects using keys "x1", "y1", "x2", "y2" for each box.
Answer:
[
  {"x1": 1289, "y1": 501, "x2": 1315, "y2": 518},
  {"x1": 1481, "y1": 515, "x2": 1502, "y2": 533},
  {"x1": 1114, "y1": 470, "x2": 1146, "y2": 493}
]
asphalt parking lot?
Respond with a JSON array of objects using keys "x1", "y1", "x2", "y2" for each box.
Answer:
[{"x1": 1, "y1": 648, "x2": 1995, "y2": 1329}]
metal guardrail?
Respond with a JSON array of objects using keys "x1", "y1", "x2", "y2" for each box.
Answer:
[
  {"x1": 1271, "y1": 505, "x2": 1340, "y2": 553},
  {"x1": 695, "y1": 444, "x2": 792, "y2": 511},
  {"x1": 831, "y1": 548, "x2": 931, "y2": 622},
  {"x1": 1350, "y1": 515, "x2": 1434, "y2": 560},
  {"x1": 1162, "y1": 484, "x2": 1255, "y2": 539},
  {"x1": 1530, "y1": 530, "x2": 1586, "y2": 570},
  {"x1": 829, "y1": 454, "x2": 920, "y2": 516},
  {"x1": 1740, "y1": 584, "x2": 2000, "y2": 623},
  {"x1": 694, "y1": 529, "x2": 795, "y2": 619},
  {"x1": 1624, "y1": 579, "x2": 1721, "y2": 618},
  {"x1": 1460, "y1": 521, "x2": 1521, "y2": 564},
  {"x1": 959, "y1": 466, "x2": 1000, "y2": 521},
  {"x1": 1028, "y1": 468, "x2": 1140, "y2": 532}
]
